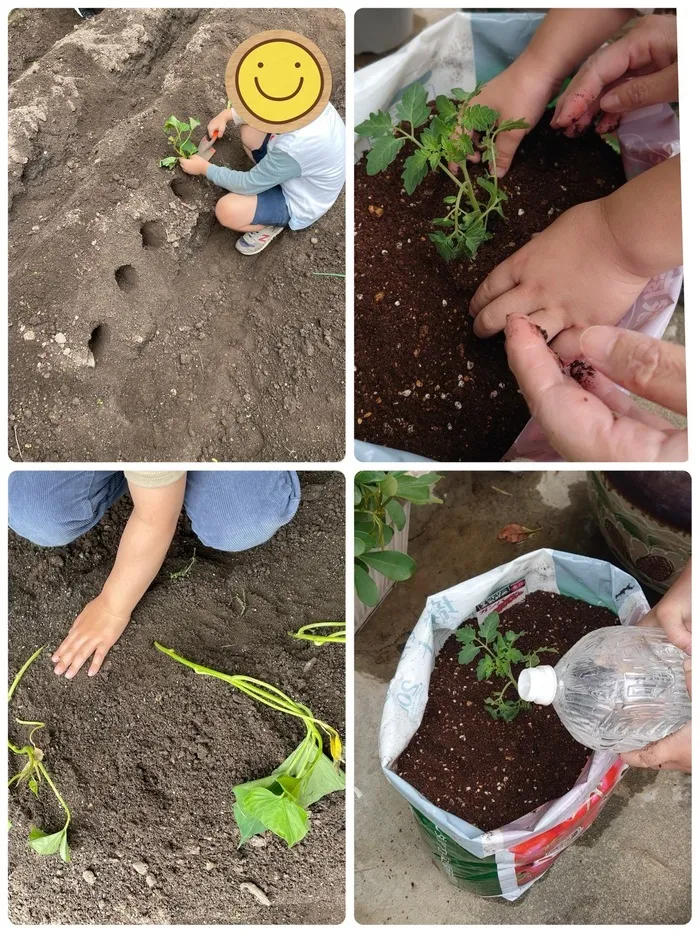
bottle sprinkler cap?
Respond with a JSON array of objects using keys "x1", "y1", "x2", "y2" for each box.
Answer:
[{"x1": 518, "y1": 666, "x2": 557, "y2": 705}]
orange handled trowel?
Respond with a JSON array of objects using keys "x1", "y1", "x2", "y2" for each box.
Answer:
[{"x1": 197, "y1": 128, "x2": 219, "y2": 161}]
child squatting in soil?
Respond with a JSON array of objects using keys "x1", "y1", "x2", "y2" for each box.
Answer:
[
  {"x1": 458, "y1": 10, "x2": 685, "y2": 461},
  {"x1": 179, "y1": 102, "x2": 345, "y2": 255},
  {"x1": 8, "y1": 470, "x2": 300, "y2": 678}
]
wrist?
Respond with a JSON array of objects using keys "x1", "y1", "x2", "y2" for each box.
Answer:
[
  {"x1": 97, "y1": 584, "x2": 135, "y2": 620},
  {"x1": 597, "y1": 194, "x2": 653, "y2": 281}
]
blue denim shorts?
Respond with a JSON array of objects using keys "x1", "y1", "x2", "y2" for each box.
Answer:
[{"x1": 251, "y1": 133, "x2": 291, "y2": 227}]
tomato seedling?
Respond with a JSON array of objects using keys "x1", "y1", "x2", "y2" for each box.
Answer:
[
  {"x1": 289, "y1": 621, "x2": 346, "y2": 645},
  {"x1": 159, "y1": 115, "x2": 201, "y2": 168},
  {"x1": 155, "y1": 643, "x2": 345, "y2": 848},
  {"x1": 355, "y1": 83, "x2": 528, "y2": 261},
  {"x1": 8, "y1": 646, "x2": 72, "y2": 862},
  {"x1": 456, "y1": 612, "x2": 557, "y2": 721}
]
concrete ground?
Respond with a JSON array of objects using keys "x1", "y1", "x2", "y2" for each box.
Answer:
[{"x1": 355, "y1": 471, "x2": 691, "y2": 924}]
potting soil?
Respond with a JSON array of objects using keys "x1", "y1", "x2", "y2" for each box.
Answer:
[
  {"x1": 7, "y1": 473, "x2": 345, "y2": 924},
  {"x1": 397, "y1": 591, "x2": 618, "y2": 832},
  {"x1": 8, "y1": 8, "x2": 345, "y2": 462},
  {"x1": 355, "y1": 118, "x2": 625, "y2": 461}
]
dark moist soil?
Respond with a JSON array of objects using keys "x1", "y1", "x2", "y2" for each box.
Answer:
[
  {"x1": 8, "y1": 473, "x2": 345, "y2": 924},
  {"x1": 9, "y1": 8, "x2": 345, "y2": 462},
  {"x1": 397, "y1": 591, "x2": 619, "y2": 832},
  {"x1": 355, "y1": 117, "x2": 626, "y2": 461}
]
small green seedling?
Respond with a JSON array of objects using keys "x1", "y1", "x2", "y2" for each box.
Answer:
[
  {"x1": 355, "y1": 83, "x2": 528, "y2": 261},
  {"x1": 169, "y1": 548, "x2": 197, "y2": 581},
  {"x1": 289, "y1": 622, "x2": 346, "y2": 645},
  {"x1": 455, "y1": 611, "x2": 557, "y2": 722},
  {"x1": 8, "y1": 647, "x2": 72, "y2": 862},
  {"x1": 159, "y1": 115, "x2": 201, "y2": 168},
  {"x1": 155, "y1": 643, "x2": 344, "y2": 848}
]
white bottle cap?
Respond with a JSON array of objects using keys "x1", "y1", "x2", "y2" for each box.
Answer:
[{"x1": 518, "y1": 666, "x2": 558, "y2": 705}]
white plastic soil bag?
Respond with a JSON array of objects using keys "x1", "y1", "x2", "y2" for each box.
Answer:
[
  {"x1": 354, "y1": 11, "x2": 682, "y2": 463},
  {"x1": 379, "y1": 548, "x2": 649, "y2": 900}
]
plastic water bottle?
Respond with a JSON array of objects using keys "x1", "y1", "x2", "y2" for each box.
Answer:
[{"x1": 517, "y1": 626, "x2": 691, "y2": 753}]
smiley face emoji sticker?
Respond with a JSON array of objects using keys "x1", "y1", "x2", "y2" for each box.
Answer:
[{"x1": 225, "y1": 30, "x2": 332, "y2": 134}]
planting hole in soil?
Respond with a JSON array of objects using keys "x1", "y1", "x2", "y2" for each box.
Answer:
[
  {"x1": 397, "y1": 591, "x2": 618, "y2": 832},
  {"x1": 114, "y1": 264, "x2": 138, "y2": 294},
  {"x1": 355, "y1": 117, "x2": 625, "y2": 461},
  {"x1": 8, "y1": 473, "x2": 345, "y2": 923},
  {"x1": 140, "y1": 221, "x2": 166, "y2": 250},
  {"x1": 88, "y1": 324, "x2": 109, "y2": 365}
]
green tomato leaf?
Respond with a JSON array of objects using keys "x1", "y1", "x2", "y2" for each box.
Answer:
[
  {"x1": 384, "y1": 498, "x2": 406, "y2": 532},
  {"x1": 461, "y1": 104, "x2": 499, "y2": 132},
  {"x1": 360, "y1": 549, "x2": 416, "y2": 582},
  {"x1": 401, "y1": 150, "x2": 429, "y2": 196},
  {"x1": 495, "y1": 117, "x2": 530, "y2": 134},
  {"x1": 454, "y1": 625, "x2": 476, "y2": 645},
  {"x1": 428, "y1": 230, "x2": 458, "y2": 261},
  {"x1": 451, "y1": 83, "x2": 485, "y2": 104},
  {"x1": 354, "y1": 563, "x2": 380, "y2": 607},
  {"x1": 396, "y1": 83, "x2": 430, "y2": 129},
  {"x1": 355, "y1": 109, "x2": 394, "y2": 138},
  {"x1": 479, "y1": 612, "x2": 499, "y2": 643},
  {"x1": 476, "y1": 656, "x2": 494, "y2": 682},
  {"x1": 435, "y1": 95, "x2": 458, "y2": 123},
  {"x1": 457, "y1": 643, "x2": 480, "y2": 666},
  {"x1": 236, "y1": 787, "x2": 308, "y2": 848},
  {"x1": 366, "y1": 136, "x2": 405, "y2": 175}
]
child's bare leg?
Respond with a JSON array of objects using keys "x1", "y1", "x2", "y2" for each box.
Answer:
[
  {"x1": 215, "y1": 193, "x2": 264, "y2": 232},
  {"x1": 240, "y1": 124, "x2": 268, "y2": 162}
]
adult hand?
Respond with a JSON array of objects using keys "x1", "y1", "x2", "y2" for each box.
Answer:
[
  {"x1": 449, "y1": 55, "x2": 560, "y2": 178},
  {"x1": 469, "y1": 200, "x2": 649, "y2": 341},
  {"x1": 504, "y1": 315, "x2": 687, "y2": 461},
  {"x1": 207, "y1": 111, "x2": 229, "y2": 139},
  {"x1": 51, "y1": 595, "x2": 131, "y2": 679},
  {"x1": 620, "y1": 657, "x2": 691, "y2": 772},
  {"x1": 179, "y1": 154, "x2": 210, "y2": 176},
  {"x1": 639, "y1": 561, "x2": 691, "y2": 655},
  {"x1": 552, "y1": 14, "x2": 678, "y2": 137}
]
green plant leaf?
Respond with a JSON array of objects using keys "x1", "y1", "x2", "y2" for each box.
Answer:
[
  {"x1": 159, "y1": 156, "x2": 178, "y2": 168},
  {"x1": 28, "y1": 776, "x2": 39, "y2": 797},
  {"x1": 495, "y1": 117, "x2": 530, "y2": 134},
  {"x1": 455, "y1": 626, "x2": 476, "y2": 645},
  {"x1": 233, "y1": 801, "x2": 267, "y2": 847},
  {"x1": 458, "y1": 643, "x2": 480, "y2": 665},
  {"x1": 476, "y1": 656, "x2": 494, "y2": 681},
  {"x1": 298, "y1": 755, "x2": 345, "y2": 808},
  {"x1": 451, "y1": 83, "x2": 485, "y2": 104},
  {"x1": 366, "y1": 136, "x2": 405, "y2": 175},
  {"x1": 180, "y1": 139, "x2": 199, "y2": 157},
  {"x1": 435, "y1": 95, "x2": 458, "y2": 123},
  {"x1": 354, "y1": 535, "x2": 367, "y2": 557},
  {"x1": 237, "y1": 787, "x2": 308, "y2": 847},
  {"x1": 396, "y1": 83, "x2": 430, "y2": 129},
  {"x1": 164, "y1": 116, "x2": 179, "y2": 130},
  {"x1": 355, "y1": 110, "x2": 394, "y2": 138},
  {"x1": 384, "y1": 498, "x2": 406, "y2": 531},
  {"x1": 380, "y1": 474, "x2": 398, "y2": 500},
  {"x1": 444, "y1": 134, "x2": 475, "y2": 163},
  {"x1": 354, "y1": 484, "x2": 362, "y2": 506},
  {"x1": 276, "y1": 774, "x2": 303, "y2": 801},
  {"x1": 402, "y1": 150, "x2": 429, "y2": 195},
  {"x1": 361, "y1": 550, "x2": 416, "y2": 582},
  {"x1": 601, "y1": 132, "x2": 621, "y2": 155},
  {"x1": 356, "y1": 471, "x2": 387, "y2": 485},
  {"x1": 188, "y1": 117, "x2": 201, "y2": 130},
  {"x1": 28, "y1": 826, "x2": 68, "y2": 858},
  {"x1": 479, "y1": 612, "x2": 499, "y2": 643},
  {"x1": 354, "y1": 563, "x2": 380, "y2": 607},
  {"x1": 428, "y1": 230, "x2": 458, "y2": 261},
  {"x1": 461, "y1": 104, "x2": 498, "y2": 132},
  {"x1": 59, "y1": 831, "x2": 71, "y2": 863}
]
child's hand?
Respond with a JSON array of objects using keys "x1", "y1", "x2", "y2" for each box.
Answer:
[
  {"x1": 51, "y1": 595, "x2": 131, "y2": 679},
  {"x1": 208, "y1": 112, "x2": 229, "y2": 138},
  {"x1": 552, "y1": 14, "x2": 678, "y2": 138},
  {"x1": 179, "y1": 154, "x2": 210, "y2": 176},
  {"x1": 469, "y1": 199, "x2": 648, "y2": 341},
  {"x1": 450, "y1": 55, "x2": 560, "y2": 178}
]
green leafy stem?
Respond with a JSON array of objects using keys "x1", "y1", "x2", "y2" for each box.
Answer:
[
  {"x1": 455, "y1": 611, "x2": 557, "y2": 722},
  {"x1": 289, "y1": 622, "x2": 346, "y2": 645},
  {"x1": 354, "y1": 471, "x2": 442, "y2": 607},
  {"x1": 8, "y1": 646, "x2": 72, "y2": 862},
  {"x1": 355, "y1": 82, "x2": 528, "y2": 261},
  {"x1": 154, "y1": 643, "x2": 344, "y2": 848},
  {"x1": 159, "y1": 115, "x2": 201, "y2": 169}
]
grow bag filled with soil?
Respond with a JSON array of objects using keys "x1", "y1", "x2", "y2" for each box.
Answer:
[
  {"x1": 354, "y1": 11, "x2": 682, "y2": 463},
  {"x1": 379, "y1": 548, "x2": 650, "y2": 900}
]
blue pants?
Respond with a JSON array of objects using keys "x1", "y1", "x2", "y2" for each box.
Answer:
[{"x1": 8, "y1": 471, "x2": 300, "y2": 551}]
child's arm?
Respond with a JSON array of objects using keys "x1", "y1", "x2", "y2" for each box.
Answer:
[
  {"x1": 51, "y1": 475, "x2": 186, "y2": 679},
  {"x1": 208, "y1": 105, "x2": 246, "y2": 139},
  {"x1": 464, "y1": 8, "x2": 635, "y2": 177},
  {"x1": 180, "y1": 148, "x2": 301, "y2": 195}
]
